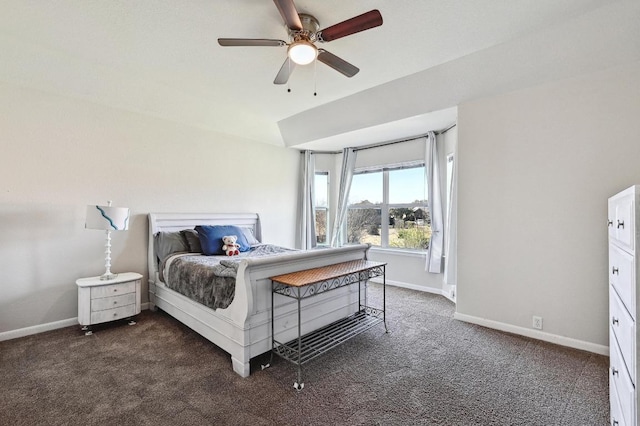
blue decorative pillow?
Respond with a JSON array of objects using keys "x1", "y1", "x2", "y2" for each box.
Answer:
[{"x1": 195, "y1": 225, "x2": 251, "y2": 255}]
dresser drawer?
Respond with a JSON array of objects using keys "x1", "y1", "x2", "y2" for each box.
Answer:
[
  {"x1": 611, "y1": 379, "x2": 627, "y2": 426},
  {"x1": 91, "y1": 292, "x2": 136, "y2": 312},
  {"x1": 611, "y1": 332, "x2": 636, "y2": 426},
  {"x1": 609, "y1": 200, "x2": 618, "y2": 243},
  {"x1": 91, "y1": 280, "x2": 137, "y2": 299},
  {"x1": 90, "y1": 303, "x2": 137, "y2": 325},
  {"x1": 611, "y1": 286, "x2": 637, "y2": 382},
  {"x1": 610, "y1": 244, "x2": 636, "y2": 316},
  {"x1": 610, "y1": 193, "x2": 635, "y2": 252}
]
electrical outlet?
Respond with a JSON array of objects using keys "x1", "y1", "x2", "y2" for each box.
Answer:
[{"x1": 533, "y1": 316, "x2": 543, "y2": 330}]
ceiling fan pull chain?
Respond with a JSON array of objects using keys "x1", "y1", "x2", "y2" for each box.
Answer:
[
  {"x1": 287, "y1": 58, "x2": 292, "y2": 93},
  {"x1": 313, "y1": 57, "x2": 317, "y2": 96}
]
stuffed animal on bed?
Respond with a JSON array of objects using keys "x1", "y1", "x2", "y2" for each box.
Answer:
[{"x1": 222, "y1": 235, "x2": 241, "y2": 256}]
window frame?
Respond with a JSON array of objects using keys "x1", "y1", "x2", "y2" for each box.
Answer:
[
  {"x1": 314, "y1": 171, "x2": 329, "y2": 246},
  {"x1": 346, "y1": 162, "x2": 428, "y2": 251}
]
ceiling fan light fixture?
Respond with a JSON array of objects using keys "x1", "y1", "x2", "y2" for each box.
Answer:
[{"x1": 288, "y1": 40, "x2": 317, "y2": 65}]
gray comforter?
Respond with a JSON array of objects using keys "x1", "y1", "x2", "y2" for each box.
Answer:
[{"x1": 164, "y1": 244, "x2": 296, "y2": 310}]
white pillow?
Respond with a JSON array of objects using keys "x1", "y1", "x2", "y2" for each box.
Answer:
[{"x1": 241, "y1": 227, "x2": 260, "y2": 246}]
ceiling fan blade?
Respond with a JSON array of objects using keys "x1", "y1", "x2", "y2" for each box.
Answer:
[
  {"x1": 218, "y1": 38, "x2": 286, "y2": 47},
  {"x1": 317, "y1": 49, "x2": 359, "y2": 78},
  {"x1": 274, "y1": 57, "x2": 296, "y2": 84},
  {"x1": 273, "y1": 0, "x2": 302, "y2": 31},
  {"x1": 318, "y1": 10, "x2": 383, "y2": 42}
]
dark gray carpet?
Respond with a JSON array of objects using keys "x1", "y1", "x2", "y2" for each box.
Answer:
[{"x1": 0, "y1": 285, "x2": 609, "y2": 425}]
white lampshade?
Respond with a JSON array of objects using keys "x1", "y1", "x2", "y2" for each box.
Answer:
[
  {"x1": 288, "y1": 40, "x2": 317, "y2": 65},
  {"x1": 85, "y1": 201, "x2": 130, "y2": 280},
  {"x1": 86, "y1": 204, "x2": 130, "y2": 231}
]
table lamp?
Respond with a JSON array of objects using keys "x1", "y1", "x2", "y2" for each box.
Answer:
[{"x1": 85, "y1": 201, "x2": 130, "y2": 280}]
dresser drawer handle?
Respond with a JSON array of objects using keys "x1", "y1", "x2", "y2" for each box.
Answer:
[
  {"x1": 113, "y1": 312, "x2": 118, "y2": 317},
  {"x1": 617, "y1": 220, "x2": 624, "y2": 229},
  {"x1": 612, "y1": 367, "x2": 619, "y2": 376},
  {"x1": 612, "y1": 267, "x2": 619, "y2": 275},
  {"x1": 113, "y1": 288, "x2": 118, "y2": 292},
  {"x1": 613, "y1": 419, "x2": 619, "y2": 425},
  {"x1": 612, "y1": 317, "x2": 619, "y2": 325},
  {"x1": 608, "y1": 220, "x2": 613, "y2": 227},
  {"x1": 113, "y1": 301, "x2": 118, "y2": 305}
]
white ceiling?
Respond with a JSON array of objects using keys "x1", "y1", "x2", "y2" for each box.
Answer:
[{"x1": 1, "y1": 1, "x2": 638, "y2": 150}]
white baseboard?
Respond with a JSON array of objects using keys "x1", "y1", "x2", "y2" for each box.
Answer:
[
  {"x1": 454, "y1": 312, "x2": 609, "y2": 356},
  {"x1": 370, "y1": 277, "x2": 452, "y2": 299},
  {"x1": 0, "y1": 302, "x2": 151, "y2": 342},
  {"x1": 371, "y1": 280, "x2": 604, "y2": 356},
  {"x1": 0, "y1": 318, "x2": 78, "y2": 342}
]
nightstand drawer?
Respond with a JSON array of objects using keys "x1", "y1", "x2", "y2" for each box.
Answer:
[
  {"x1": 90, "y1": 304, "x2": 137, "y2": 324},
  {"x1": 91, "y1": 293, "x2": 136, "y2": 312},
  {"x1": 91, "y1": 280, "x2": 137, "y2": 299}
]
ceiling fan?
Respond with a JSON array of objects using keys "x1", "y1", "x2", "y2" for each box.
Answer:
[{"x1": 218, "y1": 0, "x2": 383, "y2": 85}]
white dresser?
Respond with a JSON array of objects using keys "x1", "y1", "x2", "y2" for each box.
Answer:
[
  {"x1": 77, "y1": 272, "x2": 142, "y2": 335},
  {"x1": 609, "y1": 185, "x2": 640, "y2": 426}
]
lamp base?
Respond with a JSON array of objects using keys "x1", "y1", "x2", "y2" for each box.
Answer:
[{"x1": 100, "y1": 273, "x2": 118, "y2": 281}]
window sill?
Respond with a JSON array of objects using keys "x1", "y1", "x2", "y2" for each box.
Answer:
[{"x1": 368, "y1": 246, "x2": 426, "y2": 259}]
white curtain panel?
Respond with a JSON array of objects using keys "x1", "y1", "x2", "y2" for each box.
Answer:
[
  {"x1": 443, "y1": 151, "x2": 457, "y2": 285},
  {"x1": 425, "y1": 132, "x2": 444, "y2": 273},
  {"x1": 296, "y1": 151, "x2": 317, "y2": 249},
  {"x1": 330, "y1": 148, "x2": 357, "y2": 247}
]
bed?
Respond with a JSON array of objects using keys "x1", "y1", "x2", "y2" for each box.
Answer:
[{"x1": 148, "y1": 212, "x2": 371, "y2": 377}]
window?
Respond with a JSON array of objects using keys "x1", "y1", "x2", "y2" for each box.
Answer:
[
  {"x1": 347, "y1": 172, "x2": 382, "y2": 245},
  {"x1": 314, "y1": 172, "x2": 329, "y2": 245},
  {"x1": 347, "y1": 164, "x2": 430, "y2": 251}
]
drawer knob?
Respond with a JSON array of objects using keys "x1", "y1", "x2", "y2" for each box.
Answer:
[
  {"x1": 612, "y1": 267, "x2": 619, "y2": 275},
  {"x1": 113, "y1": 312, "x2": 118, "y2": 317},
  {"x1": 612, "y1": 317, "x2": 619, "y2": 325},
  {"x1": 113, "y1": 301, "x2": 118, "y2": 305},
  {"x1": 612, "y1": 367, "x2": 619, "y2": 376},
  {"x1": 617, "y1": 220, "x2": 625, "y2": 229},
  {"x1": 608, "y1": 220, "x2": 613, "y2": 227}
]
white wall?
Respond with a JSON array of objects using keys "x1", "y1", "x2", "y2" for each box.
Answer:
[
  {"x1": 456, "y1": 62, "x2": 640, "y2": 350},
  {"x1": 0, "y1": 83, "x2": 300, "y2": 334}
]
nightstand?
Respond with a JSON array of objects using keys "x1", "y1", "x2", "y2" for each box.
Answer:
[{"x1": 76, "y1": 272, "x2": 142, "y2": 335}]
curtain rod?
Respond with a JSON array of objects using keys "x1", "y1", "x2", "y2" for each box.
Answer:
[
  {"x1": 299, "y1": 123, "x2": 457, "y2": 154},
  {"x1": 353, "y1": 123, "x2": 457, "y2": 152}
]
